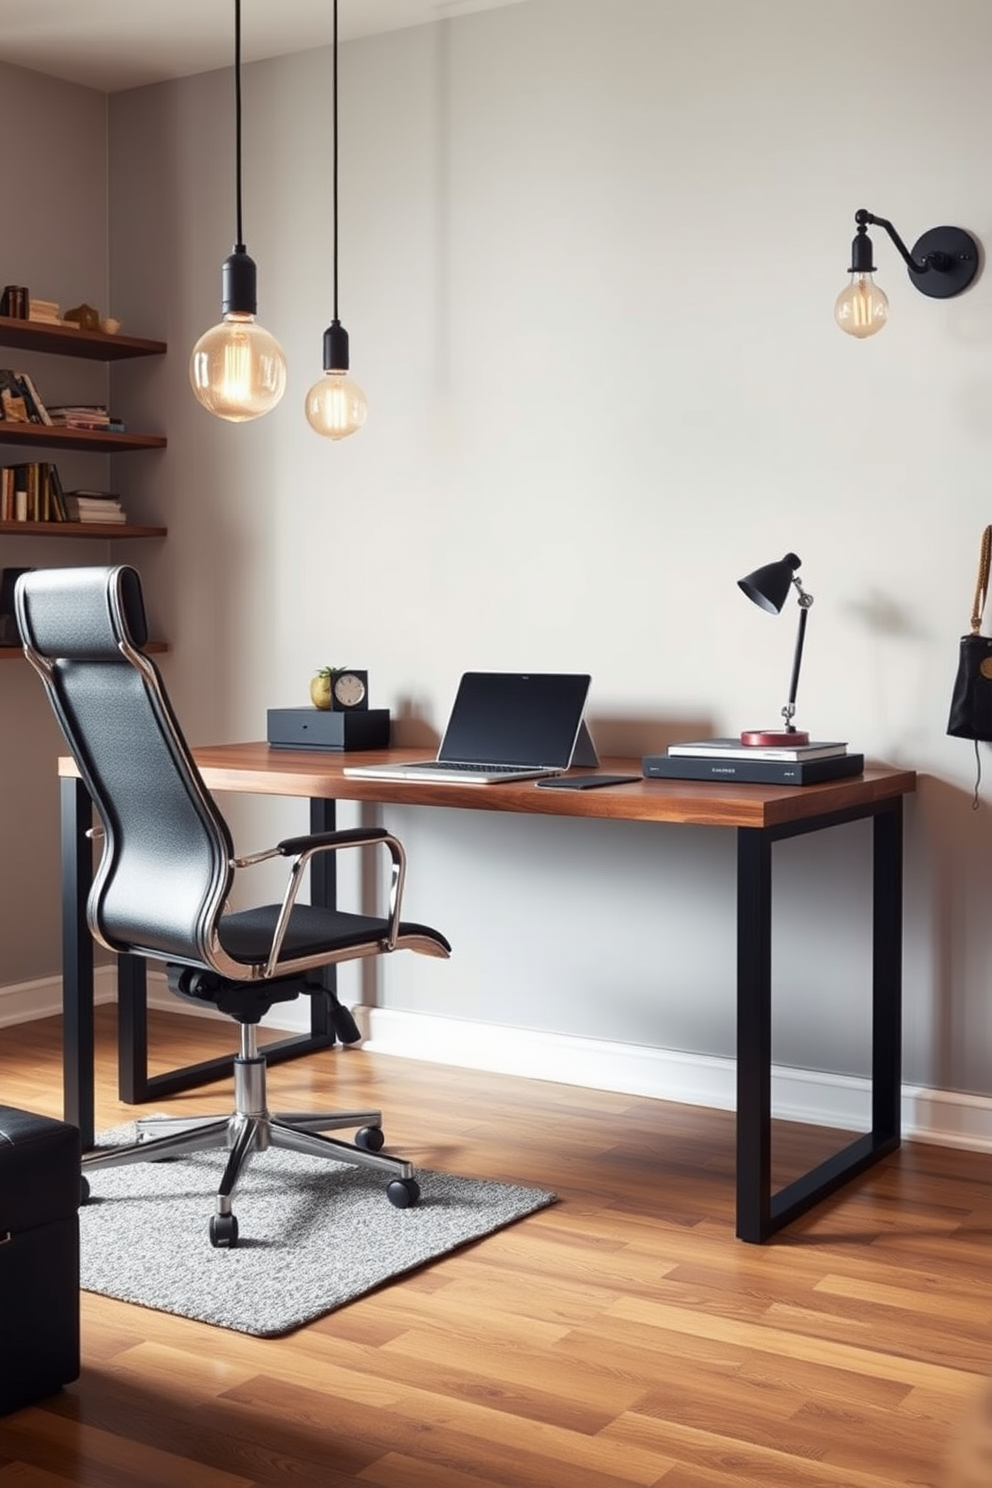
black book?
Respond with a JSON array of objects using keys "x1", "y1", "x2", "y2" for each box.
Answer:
[{"x1": 642, "y1": 752, "x2": 865, "y2": 786}]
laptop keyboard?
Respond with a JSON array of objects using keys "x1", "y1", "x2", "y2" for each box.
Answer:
[{"x1": 421, "y1": 761, "x2": 532, "y2": 774}]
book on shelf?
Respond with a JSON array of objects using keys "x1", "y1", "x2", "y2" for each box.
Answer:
[
  {"x1": 28, "y1": 298, "x2": 61, "y2": 324},
  {"x1": 0, "y1": 369, "x2": 35, "y2": 423},
  {"x1": 46, "y1": 404, "x2": 124, "y2": 433},
  {"x1": 0, "y1": 461, "x2": 66, "y2": 522},
  {"x1": 666, "y1": 737, "x2": 849, "y2": 762},
  {"x1": 642, "y1": 752, "x2": 865, "y2": 786},
  {"x1": 0, "y1": 286, "x2": 28, "y2": 319},
  {"x1": 14, "y1": 371, "x2": 52, "y2": 425},
  {"x1": 0, "y1": 369, "x2": 54, "y2": 425},
  {"x1": 62, "y1": 489, "x2": 127, "y2": 523}
]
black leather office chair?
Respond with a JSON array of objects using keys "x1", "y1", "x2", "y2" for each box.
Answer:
[{"x1": 16, "y1": 565, "x2": 450, "y2": 1248}]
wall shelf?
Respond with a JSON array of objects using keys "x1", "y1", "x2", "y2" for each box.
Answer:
[
  {"x1": 0, "y1": 521, "x2": 166, "y2": 539},
  {"x1": 0, "y1": 420, "x2": 166, "y2": 454},
  {"x1": 0, "y1": 316, "x2": 169, "y2": 650},
  {"x1": 0, "y1": 314, "x2": 166, "y2": 362}
]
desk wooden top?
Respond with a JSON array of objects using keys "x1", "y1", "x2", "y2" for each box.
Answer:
[{"x1": 86, "y1": 742, "x2": 913, "y2": 831}]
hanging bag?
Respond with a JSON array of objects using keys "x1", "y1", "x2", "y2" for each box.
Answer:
[{"x1": 947, "y1": 525, "x2": 992, "y2": 742}]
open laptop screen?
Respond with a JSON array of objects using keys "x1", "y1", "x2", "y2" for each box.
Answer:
[{"x1": 439, "y1": 672, "x2": 591, "y2": 767}]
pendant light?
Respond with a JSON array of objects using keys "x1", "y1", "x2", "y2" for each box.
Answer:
[
  {"x1": 189, "y1": 0, "x2": 287, "y2": 421},
  {"x1": 305, "y1": 0, "x2": 368, "y2": 439}
]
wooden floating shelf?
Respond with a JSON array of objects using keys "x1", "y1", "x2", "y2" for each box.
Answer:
[
  {"x1": 0, "y1": 314, "x2": 166, "y2": 361},
  {"x1": 0, "y1": 421, "x2": 166, "y2": 453},
  {"x1": 0, "y1": 521, "x2": 167, "y2": 539}
]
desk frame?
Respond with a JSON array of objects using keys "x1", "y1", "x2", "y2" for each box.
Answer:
[{"x1": 58, "y1": 750, "x2": 911, "y2": 1244}]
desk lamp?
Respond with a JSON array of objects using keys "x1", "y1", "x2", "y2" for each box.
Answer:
[{"x1": 738, "y1": 552, "x2": 813, "y2": 746}]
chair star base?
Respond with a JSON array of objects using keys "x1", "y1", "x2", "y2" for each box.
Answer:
[{"x1": 81, "y1": 1023, "x2": 421, "y2": 1247}]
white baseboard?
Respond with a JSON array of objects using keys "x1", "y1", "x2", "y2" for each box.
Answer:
[
  {"x1": 338, "y1": 1006, "x2": 992, "y2": 1155},
  {"x1": 0, "y1": 969, "x2": 118, "y2": 1026},
  {"x1": 4, "y1": 978, "x2": 992, "y2": 1153}
]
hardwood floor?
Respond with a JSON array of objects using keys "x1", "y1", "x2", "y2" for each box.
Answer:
[{"x1": 1, "y1": 1007, "x2": 991, "y2": 1486}]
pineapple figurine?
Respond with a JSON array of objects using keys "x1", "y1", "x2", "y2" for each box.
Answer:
[{"x1": 310, "y1": 666, "x2": 337, "y2": 711}]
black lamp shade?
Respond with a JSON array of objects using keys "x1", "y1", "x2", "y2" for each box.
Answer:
[{"x1": 738, "y1": 552, "x2": 801, "y2": 614}]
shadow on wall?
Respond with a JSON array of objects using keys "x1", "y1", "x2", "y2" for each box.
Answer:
[
  {"x1": 919, "y1": 769, "x2": 992, "y2": 1094},
  {"x1": 389, "y1": 702, "x2": 715, "y2": 757}
]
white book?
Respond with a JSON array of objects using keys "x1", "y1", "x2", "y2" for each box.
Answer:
[{"x1": 667, "y1": 737, "x2": 849, "y2": 762}]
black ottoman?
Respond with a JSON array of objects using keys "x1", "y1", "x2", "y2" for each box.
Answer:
[{"x1": 0, "y1": 1106, "x2": 81, "y2": 1415}]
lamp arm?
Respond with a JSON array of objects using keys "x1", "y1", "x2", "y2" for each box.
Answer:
[
  {"x1": 857, "y1": 209, "x2": 940, "y2": 277},
  {"x1": 782, "y1": 583, "x2": 814, "y2": 729}
]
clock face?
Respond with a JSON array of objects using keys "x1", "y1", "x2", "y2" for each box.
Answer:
[{"x1": 332, "y1": 670, "x2": 367, "y2": 708}]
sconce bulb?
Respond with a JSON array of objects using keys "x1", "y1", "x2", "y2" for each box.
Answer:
[
  {"x1": 189, "y1": 312, "x2": 287, "y2": 422},
  {"x1": 305, "y1": 369, "x2": 368, "y2": 440},
  {"x1": 834, "y1": 273, "x2": 889, "y2": 339}
]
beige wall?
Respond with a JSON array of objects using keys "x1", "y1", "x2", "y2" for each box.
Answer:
[{"x1": 4, "y1": 0, "x2": 992, "y2": 1099}]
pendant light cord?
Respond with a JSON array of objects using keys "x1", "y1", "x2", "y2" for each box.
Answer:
[
  {"x1": 333, "y1": 0, "x2": 339, "y2": 321},
  {"x1": 234, "y1": 0, "x2": 245, "y2": 252}
]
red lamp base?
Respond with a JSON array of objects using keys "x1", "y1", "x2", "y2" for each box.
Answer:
[{"x1": 740, "y1": 728, "x2": 810, "y2": 747}]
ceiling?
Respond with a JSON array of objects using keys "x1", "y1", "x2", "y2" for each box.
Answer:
[{"x1": 0, "y1": 0, "x2": 529, "y2": 93}]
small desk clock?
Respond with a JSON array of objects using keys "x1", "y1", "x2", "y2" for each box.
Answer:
[{"x1": 330, "y1": 669, "x2": 368, "y2": 710}]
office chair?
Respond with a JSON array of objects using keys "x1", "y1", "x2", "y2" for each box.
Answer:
[{"x1": 16, "y1": 565, "x2": 451, "y2": 1248}]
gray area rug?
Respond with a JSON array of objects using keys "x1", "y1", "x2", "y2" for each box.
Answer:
[{"x1": 79, "y1": 1123, "x2": 556, "y2": 1337}]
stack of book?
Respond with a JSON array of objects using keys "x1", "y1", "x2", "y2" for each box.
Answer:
[
  {"x1": 63, "y1": 490, "x2": 127, "y2": 524},
  {"x1": 46, "y1": 404, "x2": 125, "y2": 433},
  {"x1": 642, "y1": 737, "x2": 864, "y2": 785},
  {"x1": 28, "y1": 297, "x2": 61, "y2": 325}
]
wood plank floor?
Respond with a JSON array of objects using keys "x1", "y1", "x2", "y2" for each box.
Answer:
[{"x1": 1, "y1": 1007, "x2": 991, "y2": 1486}]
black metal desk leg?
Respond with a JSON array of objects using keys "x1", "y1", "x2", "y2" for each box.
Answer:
[
  {"x1": 61, "y1": 775, "x2": 95, "y2": 1150},
  {"x1": 308, "y1": 797, "x2": 335, "y2": 1038},
  {"x1": 872, "y1": 801, "x2": 903, "y2": 1139},
  {"x1": 117, "y1": 953, "x2": 149, "y2": 1103},
  {"x1": 736, "y1": 826, "x2": 774, "y2": 1242}
]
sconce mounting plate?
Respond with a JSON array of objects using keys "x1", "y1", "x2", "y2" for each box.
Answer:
[{"x1": 909, "y1": 226, "x2": 980, "y2": 298}]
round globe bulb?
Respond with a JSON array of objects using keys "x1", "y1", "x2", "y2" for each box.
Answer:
[
  {"x1": 834, "y1": 273, "x2": 889, "y2": 339},
  {"x1": 189, "y1": 312, "x2": 287, "y2": 421},
  {"x1": 305, "y1": 370, "x2": 368, "y2": 439}
]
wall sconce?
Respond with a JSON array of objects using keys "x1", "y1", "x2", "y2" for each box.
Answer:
[
  {"x1": 738, "y1": 552, "x2": 813, "y2": 745},
  {"x1": 834, "y1": 209, "x2": 980, "y2": 339}
]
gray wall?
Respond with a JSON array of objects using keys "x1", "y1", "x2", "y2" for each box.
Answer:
[
  {"x1": 0, "y1": 64, "x2": 112, "y2": 984},
  {"x1": 4, "y1": 0, "x2": 992, "y2": 1100}
]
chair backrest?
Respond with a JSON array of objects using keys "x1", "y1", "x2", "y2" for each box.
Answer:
[{"x1": 16, "y1": 565, "x2": 234, "y2": 967}]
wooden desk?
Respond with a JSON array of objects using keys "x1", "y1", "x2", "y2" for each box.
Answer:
[{"x1": 59, "y1": 746, "x2": 916, "y2": 1243}]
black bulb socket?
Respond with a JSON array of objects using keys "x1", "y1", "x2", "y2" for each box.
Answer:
[
  {"x1": 848, "y1": 227, "x2": 876, "y2": 275},
  {"x1": 322, "y1": 320, "x2": 350, "y2": 373},
  {"x1": 222, "y1": 246, "x2": 258, "y2": 316}
]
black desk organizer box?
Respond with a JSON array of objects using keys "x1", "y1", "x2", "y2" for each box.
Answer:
[{"x1": 0, "y1": 1106, "x2": 80, "y2": 1415}]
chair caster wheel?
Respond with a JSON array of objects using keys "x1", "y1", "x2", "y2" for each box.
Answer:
[
  {"x1": 330, "y1": 1002, "x2": 362, "y2": 1045},
  {"x1": 209, "y1": 1213, "x2": 239, "y2": 1248},
  {"x1": 355, "y1": 1125, "x2": 385, "y2": 1152},
  {"x1": 80, "y1": 1175, "x2": 90, "y2": 1205},
  {"x1": 387, "y1": 1177, "x2": 420, "y2": 1209}
]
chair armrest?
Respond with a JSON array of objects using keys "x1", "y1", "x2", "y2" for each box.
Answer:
[
  {"x1": 276, "y1": 826, "x2": 389, "y2": 856},
  {"x1": 232, "y1": 826, "x2": 389, "y2": 870},
  {"x1": 260, "y1": 826, "x2": 408, "y2": 978}
]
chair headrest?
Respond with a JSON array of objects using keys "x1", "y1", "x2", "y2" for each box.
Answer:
[{"x1": 15, "y1": 565, "x2": 149, "y2": 661}]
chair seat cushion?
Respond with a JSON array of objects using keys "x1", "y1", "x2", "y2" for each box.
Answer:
[{"x1": 218, "y1": 903, "x2": 448, "y2": 964}]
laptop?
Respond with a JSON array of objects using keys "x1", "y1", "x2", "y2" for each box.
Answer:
[{"x1": 343, "y1": 672, "x2": 594, "y2": 784}]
